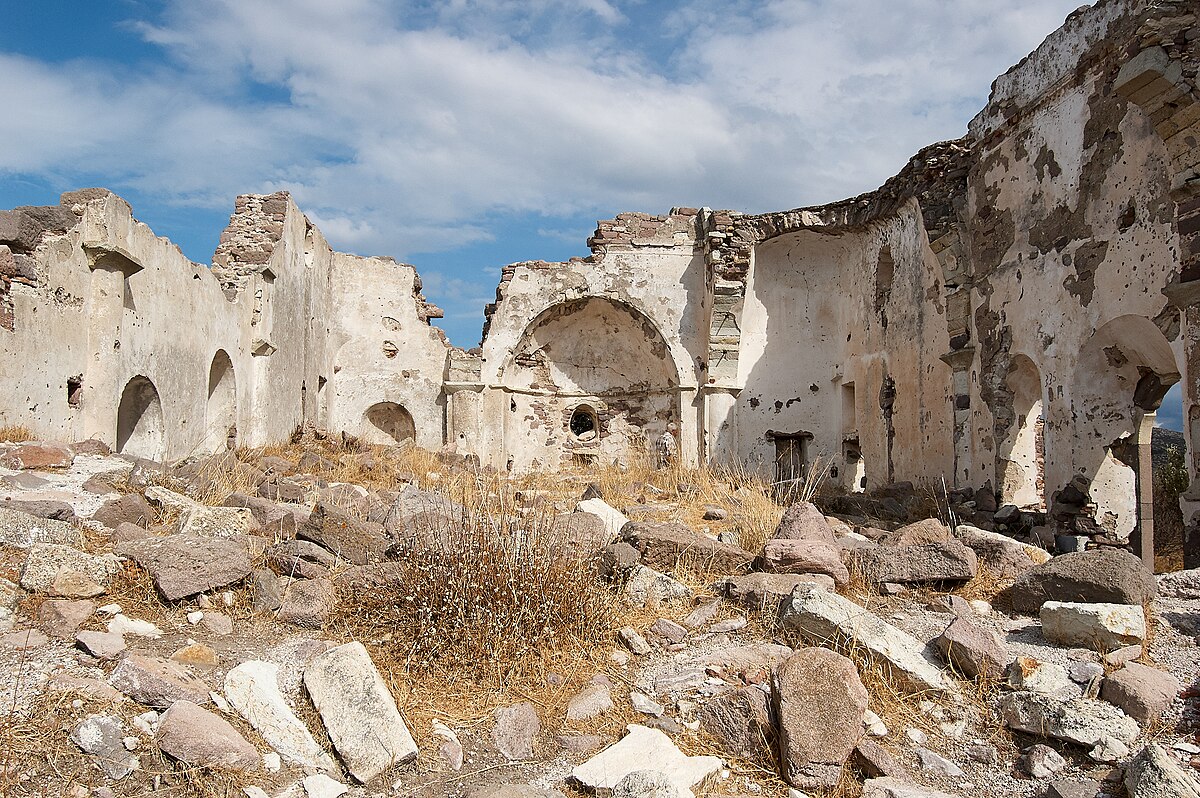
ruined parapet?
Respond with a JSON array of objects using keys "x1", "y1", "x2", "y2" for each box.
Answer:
[
  {"x1": 410, "y1": 270, "x2": 444, "y2": 323},
  {"x1": 586, "y1": 208, "x2": 701, "y2": 254},
  {"x1": 211, "y1": 192, "x2": 292, "y2": 294},
  {"x1": 447, "y1": 348, "x2": 482, "y2": 383}
]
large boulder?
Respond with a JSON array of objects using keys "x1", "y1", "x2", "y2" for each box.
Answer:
[
  {"x1": 955, "y1": 524, "x2": 1050, "y2": 579},
  {"x1": 1124, "y1": 743, "x2": 1200, "y2": 798},
  {"x1": 1, "y1": 443, "x2": 74, "y2": 470},
  {"x1": 297, "y1": 502, "x2": 391, "y2": 565},
  {"x1": 1099, "y1": 663, "x2": 1181, "y2": 724},
  {"x1": 1040, "y1": 602, "x2": 1146, "y2": 650},
  {"x1": 115, "y1": 534, "x2": 252, "y2": 601},
  {"x1": 1007, "y1": 550, "x2": 1156, "y2": 614},
  {"x1": 934, "y1": 615, "x2": 1009, "y2": 680},
  {"x1": 697, "y1": 686, "x2": 774, "y2": 762},
  {"x1": 772, "y1": 503, "x2": 836, "y2": 544},
  {"x1": 880, "y1": 518, "x2": 950, "y2": 546},
  {"x1": 224, "y1": 660, "x2": 337, "y2": 771},
  {"x1": 718, "y1": 572, "x2": 834, "y2": 612},
  {"x1": 156, "y1": 700, "x2": 260, "y2": 771},
  {"x1": 998, "y1": 691, "x2": 1139, "y2": 752},
  {"x1": 621, "y1": 521, "x2": 753, "y2": 574},
  {"x1": 779, "y1": 585, "x2": 957, "y2": 695},
  {"x1": 758, "y1": 539, "x2": 848, "y2": 585},
  {"x1": 570, "y1": 724, "x2": 722, "y2": 797},
  {"x1": 773, "y1": 648, "x2": 868, "y2": 789},
  {"x1": 851, "y1": 541, "x2": 977, "y2": 584},
  {"x1": 303, "y1": 641, "x2": 418, "y2": 782}
]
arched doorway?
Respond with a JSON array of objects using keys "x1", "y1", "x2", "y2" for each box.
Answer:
[
  {"x1": 363, "y1": 402, "x2": 416, "y2": 445},
  {"x1": 499, "y1": 296, "x2": 680, "y2": 470},
  {"x1": 1070, "y1": 315, "x2": 1181, "y2": 552},
  {"x1": 116, "y1": 375, "x2": 164, "y2": 460},
  {"x1": 999, "y1": 355, "x2": 1045, "y2": 509},
  {"x1": 205, "y1": 350, "x2": 236, "y2": 454}
]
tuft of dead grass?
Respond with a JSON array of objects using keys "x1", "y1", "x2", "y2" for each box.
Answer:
[
  {"x1": 331, "y1": 473, "x2": 623, "y2": 689},
  {"x1": 0, "y1": 425, "x2": 33, "y2": 444}
]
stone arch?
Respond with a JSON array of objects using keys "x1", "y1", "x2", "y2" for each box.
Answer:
[
  {"x1": 499, "y1": 296, "x2": 680, "y2": 469},
  {"x1": 205, "y1": 350, "x2": 236, "y2": 454},
  {"x1": 1070, "y1": 315, "x2": 1181, "y2": 547},
  {"x1": 116, "y1": 375, "x2": 164, "y2": 460},
  {"x1": 363, "y1": 401, "x2": 416, "y2": 445},
  {"x1": 999, "y1": 354, "x2": 1045, "y2": 509}
]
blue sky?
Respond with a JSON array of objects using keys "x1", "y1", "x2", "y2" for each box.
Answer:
[{"x1": 2, "y1": 0, "x2": 1094, "y2": 351}]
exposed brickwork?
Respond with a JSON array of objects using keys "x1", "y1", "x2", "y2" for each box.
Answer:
[{"x1": 211, "y1": 192, "x2": 291, "y2": 293}]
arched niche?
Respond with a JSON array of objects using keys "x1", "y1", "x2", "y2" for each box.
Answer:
[
  {"x1": 116, "y1": 375, "x2": 164, "y2": 460},
  {"x1": 499, "y1": 296, "x2": 680, "y2": 468},
  {"x1": 363, "y1": 401, "x2": 416, "y2": 445},
  {"x1": 999, "y1": 354, "x2": 1045, "y2": 508},
  {"x1": 205, "y1": 350, "x2": 237, "y2": 454}
]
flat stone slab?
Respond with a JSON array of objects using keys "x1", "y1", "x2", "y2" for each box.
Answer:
[
  {"x1": 779, "y1": 585, "x2": 957, "y2": 695},
  {"x1": 999, "y1": 691, "x2": 1140, "y2": 750},
  {"x1": 20, "y1": 543, "x2": 121, "y2": 593},
  {"x1": 115, "y1": 534, "x2": 251, "y2": 601},
  {"x1": 109, "y1": 652, "x2": 211, "y2": 709},
  {"x1": 156, "y1": 700, "x2": 260, "y2": 770},
  {"x1": 1040, "y1": 601, "x2": 1145, "y2": 650},
  {"x1": 571, "y1": 724, "x2": 722, "y2": 798},
  {"x1": 304, "y1": 641, "x2": 417, "y2": 782},
  {"x1": 0, "y1": 507, "x2": 84, "y2": 548},
  {"x1": 225, "y1": 660, "x2": 336, "y2": 771}
]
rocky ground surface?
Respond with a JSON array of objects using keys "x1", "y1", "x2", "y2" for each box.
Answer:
[{"x1": 0, "y1": 435, "x2": 1198, "y2": 798}]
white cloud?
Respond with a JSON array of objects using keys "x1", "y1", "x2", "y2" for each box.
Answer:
[{"x1": 0, "y1": 0, "x2": 1091, "y2": 339}]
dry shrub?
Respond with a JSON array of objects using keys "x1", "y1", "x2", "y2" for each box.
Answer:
[
  {"x1": 334, "y1": 475, "x2": 619, "y2": 686},
  {"x1": 0, "y1": 425, "x2": 33, "y2": 443}
]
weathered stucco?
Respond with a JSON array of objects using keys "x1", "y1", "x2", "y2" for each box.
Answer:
[{"x1": 3, "y1": 0, "x2": 1200, "y2": 563}]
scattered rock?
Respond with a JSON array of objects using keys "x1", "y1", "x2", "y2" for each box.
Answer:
[
  {"x1": 934, "y1": 615, "x2": 1009, "y2": 679},
  {"x1": 1006, "y1": 657, "x2": 1081, "y2": 700},
  {"x1": 619, "y1": 626, "x2": 652, "y2": 656},
  {"x1": 115, "y1": 534, "x2": 252, "y2": 600},
  {"x1": 759, "y1": 539, "x2": 849, "y2": 585},
  {"x1": 567, "y1": 684, "x2": 614, "y2": 722},
  {"x1": 698, "y1": 686, "x2": 774, "y2": 761},
  {"x1": 881, "y1": 518, "x2": 950, "y2": 546},
  {"x1": 623, "y1": 565, "x2": 690, "y2": 607},
  {"x1": 91, "y1": 493, "x2": 154, "y2": 530},
  {"x1": 998, "y1": 691, "x2": 1139, "y2": 751},
  {"x1": 1007, "y1": 550, "x2": 1156, "y2": 614},
  {"x1": 612, "y1": 770, "x2": 679, "y2": 798},
  {"x1": 5, "y1": 499, "x2": 75, "y2": 521},
  {"x1": 622, "y1": 521, "x2": 753, "y2": 573},
  {"x1": 650, "y1": 618, "x2": 688, "y2": 644},
  {"x1": 1018, "y1": 744, "x2": 1067, "y2": 778},
  {"x1": 1040, "y1": 601, "x2": 1146, "y2": 650},
  {"x1": 682, "y1": 599, "x2": 722, "y2": 629},
  {"x1": 38, "y1": 598, "x2": 95, "y2": 638},
  {"x1": 955, "y1": 524, "x2": 1050, "y2": 578},
  {"x1": 853, "y1": 739, "x2": 908, "y2": 779},
  {"x1": 1157, "y1": 568, "x2": 1200, "y2": 599},
  {"x1": 1099, "y1": 662, "x2": 1182, "y2": 724},
  {"x1": 494, "y1": 702, "x2": 540, "y2": 760},
  {"x1": 1046, "y1": 780, "x2": 1102, "y2": 798},
  {"x1": 276, "y1": 577, "x2": 335, "y2": 628},
  {"x1": 570, "y1": 725, "x2": 722, "y2": 797},
  {"x1": 576, "y1": 498, "x2": 631, "y2": 538},
  {"x1": 224, "y1": 660, "x2": 337, "y2": 771},
  {"x1": 297, "y1": 501, "x2": 392, "y2": 566},
  {"x1": 779, "y1": 585, "x2": 957, "y2": 695},
  {"x1": 145, "y1": 485, "x2": 258, "y2": 538},
  {"x1": 70, "y1": 714, "x2": 138, "y2": 779},
  {"x1": 156, "y1": 700, "x2": 260, "y2": 770},
  {"x1": 1124, "y1": 742, "x2": 1200, "y2": 798},
  {"x1": 772, "y1": 503, "x2": 836, "y2": 544},
  {"x1": 916, "y1": 747, "x2": 965, "y2": 777},
  {"x1": 719, "y1": 572, "x2": 834, "y2": 611},
  {"x1": 2, "y1": 442, "x2": 74, "y2": 470},
  {"x1": 774, "y1": 647, "x2": 869, "y2": 789},
  {"x1": 50, "y1": 568, "x2": 104, "y2": 598},
  {"x1": 76, "y1": 630, "x2": 126, "y2": 660},
  {"x1": 862, "y1": 777, "x2": 961, "y2": 798},
  {"x1": 852, "y1": 541, "x2": 977, "y2": 584},
  {"x1": 303, "y1": 641, "x2": 418, "y2": 782},
  {"x1": 108, "y1": 652, "x2": 211, "y2": 709},
  {"x1": 303, "y1": 774, "x2": 350, "y2": 798},
  {"x1": 171, "y1": 643, "x2": 219, "y2": 669},
  {"x1": 20, "y1": 543, "x2": 120, "y2": 592}
]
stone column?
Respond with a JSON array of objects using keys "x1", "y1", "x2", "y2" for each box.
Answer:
[{"x1": 940, "y1": 347, "x2": 977, "y2": 488}]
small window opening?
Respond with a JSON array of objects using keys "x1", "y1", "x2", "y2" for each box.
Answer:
[
  {"x1": 875, "y1": 246, "x2": 894, "y2": 329},
  {"x1": 67, "y1": 375, "x2": 83, "y2": 408},
  {"x1": 570, "y1": 405, "x2": 599, "y2": 441}
]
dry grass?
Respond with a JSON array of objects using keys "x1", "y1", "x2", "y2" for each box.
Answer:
[
  {"x1": 0, "y1": 425, "x2": 33, "y2": 443},
  {"x1": 332, "y1": 472, "x2": 622, "y2": 688}
]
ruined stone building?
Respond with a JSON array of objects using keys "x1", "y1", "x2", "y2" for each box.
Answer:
[{"x1": 2, "y1": 0, "x2": 1199, "y2": 559}]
